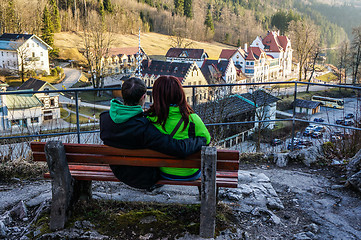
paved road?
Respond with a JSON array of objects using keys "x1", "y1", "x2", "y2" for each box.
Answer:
[{"x1": 53, "y1": 68, "x2": 81, "y2": 90}]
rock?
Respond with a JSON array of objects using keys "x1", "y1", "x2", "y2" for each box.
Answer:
[
  {"x1": 0, "y1": 220, "x2": 8, "y2": 237},
  {"x1": 0, "y1": 211, "x2": 12, "y2": 225},
  {"x1": 140, "y1": 216, "x2": 157, "y2": 224},
  {"x1": 274, "y1": 153, "x2": 289, "y2": 167},
  {"x1": 268, "y1": 212, "x2": 281, "y2": 225},
  {"x1": 20, "y1": 235, "x2": 30, "y2": 240},
  {"x1": 288, "y1": 145, "x2": 324, "y2": 167},
  {"x1": 293, "y1": 231, "x2": 315, "y2": 240},
  {"x1": 10, "y1": 201, "x2": 28, "y2": 220},
  {"x1": 139, "y1": 233, "x2": 153, "y2": 240},
  {"x1": 304, "y1": 223, "x2": 319, "y2": 233},
  {"x1": 347, "y1": 171, "x2": 361, "y2": 192},
  {"x1": 346, "y1": 149, "x2": 361, "y2": 178},
  {"x1": 74, "y1": 220, "x2": 95, "y2": 229}
]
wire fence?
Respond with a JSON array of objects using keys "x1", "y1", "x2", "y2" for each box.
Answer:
[{"x1": 1, "y1": 81, "x2": 360, "y2": 160}]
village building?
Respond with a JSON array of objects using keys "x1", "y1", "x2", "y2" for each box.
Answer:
[
  {"x1": 18, "y1": 78, "x2": 60, "y2": 121},
  {"x1": 165, "y1": 48, "x2": 209, "y2": 67},
  {"x1": 294, "y1": 99, "x2": 321, "y2": 115},
  {"x1": 141, "y1": 60, "x2": 208, "y2": 105},
  {"x1": 0, "y1": 33, "x2": 52, "y2": 75},
  {"x1": 102, "y1": 47, "x2": 148, "y2": 74}
]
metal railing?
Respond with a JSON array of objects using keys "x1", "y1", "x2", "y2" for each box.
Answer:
[{"x1": 1, "y1": 81, "x2": 361, "y2": 152}]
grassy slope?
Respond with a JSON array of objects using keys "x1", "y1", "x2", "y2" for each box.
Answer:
[{"x1": 54, "y1": 32, "x2": 233, "y2": 60}]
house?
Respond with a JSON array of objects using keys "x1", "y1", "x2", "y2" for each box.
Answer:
[
  {"x1": 141, "y1": 60, "x2": 208, "y2": 105},
  {"x1": 0, "y1": 82, "x2": 43, "y2": 131},
  {"x1": 165, "y1": 48, "x2": 208, "y2": 67},
  {"x1": 0, "y1": 33, "x2": 52, "y2": 75},
  {"x1": 18, "y1": 78, "x2": 60, "y2": 121},
  {"x1": 251, "y1": 31, "x2": 293, "y2": 78},
  {"x1": 195, "y1": 89, "x2": 280, "y2": 141},
  {"x1": 102, "y1": 47, "x2": 148, "y2": 74},
  {"x1": 294, "y1": 99, "x2": 321, "y2": 115},
  {"x1": 201, "y1": 59, "x2": 246, "y2": 97}
]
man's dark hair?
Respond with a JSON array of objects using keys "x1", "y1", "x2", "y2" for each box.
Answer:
[{"x1": 122, "y1": 77, "x2": 146, "y2": 106}]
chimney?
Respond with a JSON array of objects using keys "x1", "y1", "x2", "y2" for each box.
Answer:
[{"x1": 244, "y1": 43, "x2": 248, "y2": 52}]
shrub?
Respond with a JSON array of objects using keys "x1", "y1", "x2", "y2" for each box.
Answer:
[{"x1": 51, "y1": 68, "x2": 58, "y2": 76}]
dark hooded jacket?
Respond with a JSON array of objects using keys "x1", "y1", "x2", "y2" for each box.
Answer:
[{"x1": 100, "y1": 99, "x2": 207, "y2": 189}]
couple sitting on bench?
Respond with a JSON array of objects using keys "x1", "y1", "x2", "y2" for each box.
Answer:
[{"x1": 100, "y1": 75, "x2": 211, "y2": 190}]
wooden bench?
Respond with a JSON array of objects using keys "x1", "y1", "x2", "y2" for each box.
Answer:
[{"x1": 31, "y1": 141, "x2": 239, "y2": 238}]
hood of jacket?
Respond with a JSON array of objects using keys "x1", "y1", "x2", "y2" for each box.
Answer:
[{"x1": 109, "y1": 99, "x2": 143, "y2": 124}]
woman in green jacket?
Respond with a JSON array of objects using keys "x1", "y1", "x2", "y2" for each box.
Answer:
[{"x1": 147, "y1": 75, "x2": 211, "y2": 181}]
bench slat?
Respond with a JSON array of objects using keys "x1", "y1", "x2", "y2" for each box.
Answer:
[
  {"x1": 31, "y1": 142, "x2": 239, "y2": 161},
  {"x1": 43, "y1": 172, "x2": 238, "y2": 188},
  {"x1": 33, "y1": 152, "x2": 239, "y2": 170}
]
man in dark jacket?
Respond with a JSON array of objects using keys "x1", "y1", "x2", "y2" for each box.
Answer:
[{"x1": 100, "y1": 77, "x2": 207, "y2": 190}]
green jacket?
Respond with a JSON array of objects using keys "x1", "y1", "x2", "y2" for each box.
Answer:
[{"x1": 148, "y1": 106, "x2": 211, "y2": 177}]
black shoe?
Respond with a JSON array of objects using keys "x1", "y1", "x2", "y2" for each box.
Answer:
[{"x1": 146, "y1": 184, "x2": 164, "y2": 192}]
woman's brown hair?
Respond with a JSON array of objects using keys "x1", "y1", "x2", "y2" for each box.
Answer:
[{"x1": 147, "y1": 75, "x2": 194, "y2": 131}]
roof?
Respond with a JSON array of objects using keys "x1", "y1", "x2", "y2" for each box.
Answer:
[
  {"x1": 248, "y1": 47, "x2": 265, "y2": 60},
  {"x1": 141, "y1": 60, "x2": 193, "y2": 80},
  {"x1": 246, "y1": 48, "x2": 256, "y2": 60},
  {"x1": 4, "y1": 93, "x2": 43, "y2": 109},
  {"x1": 107, "y1": 47, "x2": 145, "y2": 57},
  {"x1": 200, "y1": 60, "x2": 225, "y2": 84},
  {"x1": 0, "y1": 33, "x2": 52, "y2": 50},
  {"x1": 294, "y1": 99, "x2": 320, "y2": 109},
  {"x1": 262, "y1": 31, "x2": 283, "y2": 52},
  {"x1": 241, "y1": 89, "x2": 280, "y2": 106},
  {"x1": 165, "y1": 48, "x2": 207, "y2": 59},
  {"x1": 277, "y1": 35, "x2": 289, "y2": 50},
  {"x1": 18, "y1": 78, "x2": 49, "y2": 91},
  {"x1": 195, "y1": 95, "x2": 256, "y2": 122},
  {"x1": 219, "y1": 49, "x2": 238, "y2": 59}
]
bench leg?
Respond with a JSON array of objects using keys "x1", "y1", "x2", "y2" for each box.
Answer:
[
  {"x1": 45, "y1": 141, "x2": 75, "y2": 231},
  {"x1": 200, "y1": 146, "x2": 217, "y2": 238}
]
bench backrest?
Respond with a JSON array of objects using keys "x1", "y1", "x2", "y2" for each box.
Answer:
[{"x1": 31, "y1": 142, "x2": 239, "y2": 170}]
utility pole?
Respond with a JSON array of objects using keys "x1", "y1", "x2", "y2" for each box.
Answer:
[{"x1": 135, "y1": 27, "x2": 143, "y2": 78}]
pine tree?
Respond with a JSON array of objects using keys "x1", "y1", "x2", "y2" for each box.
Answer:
[
  {"x1": 184, "y1": 0, "x2": 192, "y2": 18},
  {"x1": 204, "y1": 8, "x2": 214, "y2": 32},
  {"x1": 174, "y1": 0, "x2": 184, "y2": 15},
  {"x1": 41, "y1": 6, "x2": 54, "y2": 47},
  {"x1": 6, "y1": 0, "x2": 17, "y2": 33},
  {"x1": 99, "y1": 1, "x2": 105, "y2": 20},
  {"x1": 50, "y1": 0, "x2": 61, "y2": 32},
  {"x1": 103, "y1": 0, "x2": 113, "y2": 13}
]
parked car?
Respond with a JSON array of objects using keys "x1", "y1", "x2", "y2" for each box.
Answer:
[
  {"x1": 298, "y1": 139, "x2": 313, "y2": 146},
  {"x1": 311, "y1": 131, "x2": 323, "y2": 138},
  {"x1": 313, "y1": 117, "x2": 324, "y2": 122},
  {"x1": 330, "y1": 135, "x2": 342, "y2": 142},
  {"x1": 303, "y1": 129, "x2": 314, "y2": 136},
  {"x1": 287, "y1": 143, "x2": 306, "y2": 150},
  {"x1": 345, "y1": 113, "x2": 354, "y2": 119},
  {"x1": 336, "y1": 119, "x2": 345, "y2": 125},
  {"x1": 314, "y1": 126, "x2": 326, "y2": 132},
  {"x1": 271, "y1": 138, "x2": 283, "y2": 146},
  {"x1": 344, "y1": 120, "x2": 354, "y2": 126}
]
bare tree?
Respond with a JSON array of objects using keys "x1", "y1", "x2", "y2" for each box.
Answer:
[
  {"x1": 351, "y1": 25, "x2": 361, "y2": 84},
  {"x1": 338, "y1": 40, "x2": 350, "y2": 85},
  {"x1": 9, "y1": 38, "x2": 35, "y2": 83},
  {"x1": 169, "y1": 29, "x2": 194, "y2": 48},
  {"x1": 82, "y1": 12, "x2": 113, "y2": 93},
  {"x1": 306, "y1": 46, "x2": 322, "y2": 92},
  {"x1": 288, "y1": 19, "x2": 320, "y2": 81}
]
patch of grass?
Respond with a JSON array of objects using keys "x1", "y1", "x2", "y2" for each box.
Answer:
[
  {"x1": 79, "y1": 91, "x2": 113, "y2": 103},
  {"x1": 0, "y1": 157, "x2": 47, "y2": 181},
  {"x1": 316, "y1": 72, "x2": 338, "y2": 82},
  {"x1": 61, "y1": 108, "x2": 90, "y2": 124},
  {"x1": 67, "y1": 105, "x2": 104, "y2": 119},
  {"x1": 39, "y1": 75, "x2": 61, "y2": 84}
]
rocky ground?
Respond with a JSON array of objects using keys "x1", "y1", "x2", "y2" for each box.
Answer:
[{"x1": 0, "y1": 163, "x2": 360, "y2": 240}]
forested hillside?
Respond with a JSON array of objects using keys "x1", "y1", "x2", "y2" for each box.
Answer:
[{"x1": 0, "y1": 0, "x2": 360, "y2": 54}]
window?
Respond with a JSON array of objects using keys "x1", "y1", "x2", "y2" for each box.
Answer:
[
  {"x1": 40, "y1": 52, "x2": 43, "y2": 57},
  {"x1": 37, "y1": 43, "x2": 39, "y2": 47},
  {"x1": 44, "y1": 87, "x2": 49, "y2": 95},
  {"x1": 198, "y1": 81, "x2": 201, "y2": 85},
  {"x1": 11, "y1": 119, "x2": 20, "y2": 126},
  {"x1": 32, "y1": 43, "x2": 34, "y2": 47},
  {"x1": 200, "y1": 94, "x2": 202, "y2": 100},
  {"x1": 31, "y1": 117, "x2": 39, "y2": 123},
  {"x1": 32, "y1": 52, "x2": 35, "y2": 57},
  {"x1": 27, "y1": 43, "x2": 29, "y2": 47},
  {"x1": 50, "y1": 99, "x2": 55, "y2": 106},
  {"x1": 246, "y1": 62, "x2": 249, "y2": 65},
  {"x1": 41, "y1": 61, "x2": 44, "y2": 66}
]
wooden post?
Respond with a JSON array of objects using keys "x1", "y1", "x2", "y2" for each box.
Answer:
[
  {"x1": 45, "y1": 141, "x2": 74, "y2": 231},
  {"x1": 200, "y1": 146, "x2": 217, "y2": 238}
]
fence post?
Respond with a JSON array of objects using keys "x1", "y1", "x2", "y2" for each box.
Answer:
[
  {"x1": 200, "y1": 146, "x2": 217, "y2": 238},
  {"x1": 291, "y1": 82, "x2": 298, "y2": 150},
  {"x1": 75, "y1": 91, "x2": 81, "y2": 144}
]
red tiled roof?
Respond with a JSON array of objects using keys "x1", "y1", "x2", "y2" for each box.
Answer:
[
  {"x1": 219, "y1": 49, "x2": 238, "y2": 59},
  {"x1": 277, "y1": 35, "x2": 289, "y2": 51},
  {"x1": 165, "y1": 48, "x2": 206, "y2": 59},
  {"x1": 262, "y1": 31, "x2": 283, "y2": 52},
  {"x1": 246, "y1": 48, "x2": 256, "y2": 60},
  {"x1": 108, "y1": 47, "x2": 140, "y2": 56},
  {"x1": 248, "y1": 47, "x2": 265, "y2": 59}
]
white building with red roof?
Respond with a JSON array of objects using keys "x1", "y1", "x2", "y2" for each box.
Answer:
[{"x1": 251, "y1": 31, "x2": 293, "y2": 78}]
